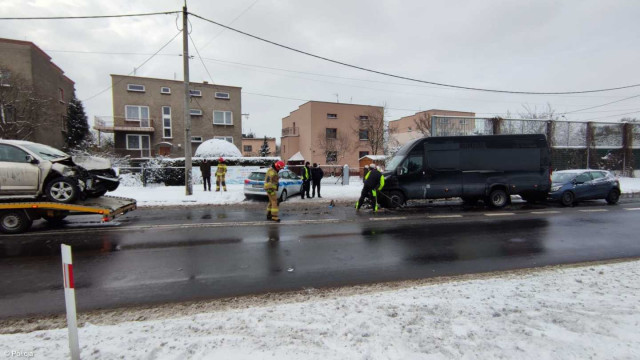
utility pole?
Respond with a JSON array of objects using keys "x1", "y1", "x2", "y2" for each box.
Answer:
[{"x1": 182, "y1": 5, "x2": 193, "y2": 195}]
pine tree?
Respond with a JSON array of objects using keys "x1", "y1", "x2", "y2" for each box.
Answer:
[
  {"x1": 65, "y1": 97, "x2": 90, "y2": 150},
  {"x1": 259, "y1": 136, "x2": 270, "y2": 157}
]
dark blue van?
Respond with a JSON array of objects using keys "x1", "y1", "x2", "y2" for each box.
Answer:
[{"x1": 381, "y1": 134, "x2": 551, "y2": 208}]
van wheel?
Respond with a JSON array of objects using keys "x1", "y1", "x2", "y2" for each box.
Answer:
[
  {"x1": 560, "y1": 191, "x2": 575, "y2": 207},
  {"x1": 488, "y1": 189, "x2": 508, "y2": 208},
  {"x1": 279, "y1": 189, "x2": 288, "y2": 203},
  {"x1": 605, "y1": 189, "x2": 620, "y2": 205},
  {"x1": 0, "y1": 210, "x2": 32, "y2": 234},
  {"x1": 45, "y1": 177, "x2": 79, "y2": 204},
  {"x1": 385, "y1": 191, "x2": 405, "y2": 208}
]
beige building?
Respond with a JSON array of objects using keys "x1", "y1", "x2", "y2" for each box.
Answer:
[
  {"x1": 97, "y1": 74, "x2": 241, "y2": 158},
  {"x1": 280, "y1": 101, "x2": 384, "y2": 169},
  {"x1": 241, "y1": 137, "x2": 276, "y2": 157},
  {"x1": 389, "y1": 109, "x2": 476, "y2": 147},
  {"x1": 0, "y1": 37, "x2": 76, "y2": 149}
]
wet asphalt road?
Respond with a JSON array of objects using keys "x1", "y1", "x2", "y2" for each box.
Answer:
[{"x1": 1, "y1": 198, "x2": 640, "y2": 318}]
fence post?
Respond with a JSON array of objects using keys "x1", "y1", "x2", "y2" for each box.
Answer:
[
  {"x1": 623, "y1": 122, "x2": 633, "y2": 176},
  {"x1": 141, "y1": 164, "x2": 147, "y2": 187},
  {"x1": 491, "y1": 117, "x2": 502, "y2": 135},
  {"x1": 61, "y1": 244, "x2": 80, "y2": 360},
  {"x1": 586, "y1": 122, "x2": 594, "y2": 169}
]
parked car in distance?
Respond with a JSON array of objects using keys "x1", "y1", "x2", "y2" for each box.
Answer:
[
  {"x1": 0, "y1": 140, "x2": 120, "y2": 204},
  {"x1": 549, "y1": 169, "x2": 621, "y2": 206},
  {"x1": 244, "y1": 168, "x2": 302, "y2": 202}
]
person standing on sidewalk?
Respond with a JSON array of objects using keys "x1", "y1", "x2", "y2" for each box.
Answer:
[
  {"x1": 199, "y1": 159, "x2": 212, "y2": 191},
  {"x1": 216, "y1": 157, "x2": 228, "y2": 192},
  {"x1": 265, "y1": 160, "x2": 285, "y2": 222},
  {"x1": 311, "y1": 163, "x2": 324, "y2": 198},
  {"x1": 301, "y1": 161, "x2": 311, "y2": 199}
]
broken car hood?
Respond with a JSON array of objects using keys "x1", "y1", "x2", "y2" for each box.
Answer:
[{"x1": 71, "y1": 155, "x2": 113, "y2": 170}]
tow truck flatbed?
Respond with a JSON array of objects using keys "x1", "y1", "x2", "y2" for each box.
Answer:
[{"x1": 0, "y1": 196, "x2": 137, "y2": 234}]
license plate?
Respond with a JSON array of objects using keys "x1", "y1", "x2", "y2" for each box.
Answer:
[{"x1": 252, "y1": 184, "x2": 262, "y2": 188}]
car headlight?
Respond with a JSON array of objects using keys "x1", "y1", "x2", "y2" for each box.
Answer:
[{"x1": 551, "y1": 185, "x2": 562, "y2": 192}]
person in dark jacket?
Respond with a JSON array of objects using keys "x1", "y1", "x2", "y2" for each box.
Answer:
[
  {"x1": 199, "y1": 159, "x2": 212, "y2": 191},
  {"x1": 311, "y1": 163, "x2": 324, "y2": 198},
  {"x1": 356, "y1": 164, "x2": 385, "y2": 212},
  {"x1": 301, "y1": 161, "x2": 311, "y2": 199}
]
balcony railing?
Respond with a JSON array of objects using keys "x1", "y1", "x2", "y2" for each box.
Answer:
[
  {"x1": 94, "y1": 116, "x2": 155, "y2": 133},
  {"x1": 282, "y1": 126, "x2": 299, "y2": 137}
]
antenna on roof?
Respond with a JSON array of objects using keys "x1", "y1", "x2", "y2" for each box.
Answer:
[{"x1": 334, "y1": 93, "x2": 339, "y2": 103}]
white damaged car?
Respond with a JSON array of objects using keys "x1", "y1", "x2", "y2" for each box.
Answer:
[{"x1": 0, "y1": 140, "x2": 120, "y2": 203}]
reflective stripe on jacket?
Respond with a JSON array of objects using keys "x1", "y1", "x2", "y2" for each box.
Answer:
[
  {"x1": 264, "y1": 167, "x2": 279, "y2": 192},
  {"x1": 216, "y1": 163, "x2": 227, "y2": 176},
  {"x1": 364, "y1": 169, "x2": 385, "y2": 191},
  {"x1": 302, "y1": 166, "x2": 310, "y2": 181}
]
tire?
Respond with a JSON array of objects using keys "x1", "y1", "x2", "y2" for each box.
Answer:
[
  {"x1": 560, "y1": 191, "x2": 575, "y2": 207},
  {"x1": 0, "y1": 210, "x2": 32, "y2": 234},
  {"x1": 45, "y1": 177, "x2": 79, "y2": 204},
  {"x1": 606, "y1": 189, "x2": 620, "y2": 205},
  {"x1": 488, "y1": 188, "x2": 508, "y2": 208},
  {"x1": 279, "y1": 189, "x2": 288, "y2": 203},
  {"x1": 383, "y1": 191, "x2": 405, "y2": 208}
]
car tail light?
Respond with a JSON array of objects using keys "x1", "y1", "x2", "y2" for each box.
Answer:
[{"x1": 244, "y1": 179, "x2": 250, "y2": 185}]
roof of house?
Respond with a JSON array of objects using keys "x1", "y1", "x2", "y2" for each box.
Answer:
[{"x1": 288, "y1": 151, "x2": 305, "y2": 161}]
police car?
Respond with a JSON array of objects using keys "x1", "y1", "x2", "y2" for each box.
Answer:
[{"x1": 244, "y1": 168, "x2": 303, "y2": 201}]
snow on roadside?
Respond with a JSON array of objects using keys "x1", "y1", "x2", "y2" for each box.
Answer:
[{"x1": 1, "y1": 260, "x2": 639, "y2": 359}]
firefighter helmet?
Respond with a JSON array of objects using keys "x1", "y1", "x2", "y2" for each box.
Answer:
[{"x1": 274, "y1": 161, "x2": 285, "y2": 171}]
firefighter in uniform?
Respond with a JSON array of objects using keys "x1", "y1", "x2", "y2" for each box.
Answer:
[
  {"x1": 265, "y1": 161, "x2": 285, "y2": 222},
  {"x1": 356, "y1": 164, "x2": 385, "y2": 212},
  {"x1": 215, "y1": 157, "x2": 228, "y2": 192}
]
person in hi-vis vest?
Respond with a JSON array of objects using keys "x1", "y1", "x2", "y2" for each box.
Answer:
[{"x1": 216, "y1": 157, "x2": 228, "y2": 192}]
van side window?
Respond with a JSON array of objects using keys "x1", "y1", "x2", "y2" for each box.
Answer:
[
  {"x1": 399, "y1": 153, "x2": 423, "y2": 175},
  {"x1": 427, "y1": 150, "x2": 459, "y2": 170}
]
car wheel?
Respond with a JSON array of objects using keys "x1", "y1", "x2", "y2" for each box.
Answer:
[
  {"x1": 384, "y1": 191, "x2": 405, "y2": 208},
  {"x1": 0, "y1": 210, "x2": 32, "y2": 234},
  {"x1": 488, "y1": 189, "x2": 508, "y2": 208},
  {"x1": 606, "y1": 189, "x2": 620, "y2": 205},
  {"x1": 560, "y1": 191, "x2": 575, "y2": 207},
  {"x1": 45, "y1": 177, "x2": 79, "y2": 204},
  {"x1": 279, "y1": 189, "x2": 288, "y2": 203}
]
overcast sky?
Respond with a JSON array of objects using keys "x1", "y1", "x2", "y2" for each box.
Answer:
[{"x1": 1, "y1": 0, "x2": 639, "y2": 142}]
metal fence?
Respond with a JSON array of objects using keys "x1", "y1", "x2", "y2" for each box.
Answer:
[{"x1": 430, "y1": 116, "x2": 639, "y2": 175}]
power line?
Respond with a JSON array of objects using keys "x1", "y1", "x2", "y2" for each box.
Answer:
[
  {"x1": 82, "y1": 31, "x2": 182, "y2": 102},
  {"x1": 200, "y1": 0, "x2": 261, "y2": 51},
  {"x1": 188, "y1": 34, "x2": 216, "y2": 86},
  {"x1": 561, "y1": 94, "x2": 640, "y2": 115},
  {"x1": 0, "y1": 11, "x2": 180, "y2": 20},
  {"x1": 189, "y1": 11, "x2": 640, "y2": 95}
]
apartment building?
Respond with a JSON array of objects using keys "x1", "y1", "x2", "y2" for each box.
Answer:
[
  {"x1": 98, "y1": 74, "x2": 241, "y2": 158},
  {"x1": 0, "y1": 38, "x2": 75, "y2": 149},
  {"x1": 389, "y1": 109, "x2": 476, "y2": 147},
  {"x1": 280, "y1": 101, "x2": 384, "y2": 169},
  {"x1": 241, "y1": 136, "x2": 276, "y2": 157}
]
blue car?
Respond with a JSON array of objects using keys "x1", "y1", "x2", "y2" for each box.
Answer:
[
  {"x1": 549, "y1": 169, "x2": 621, "y2": 206},
  {"x1": 244, "y1": 168, "x2": 303, "y2": 202}
]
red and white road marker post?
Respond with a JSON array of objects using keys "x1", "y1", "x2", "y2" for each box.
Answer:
[{"x1": 61, "y1": 244, "x2": 80, "y2": 360}]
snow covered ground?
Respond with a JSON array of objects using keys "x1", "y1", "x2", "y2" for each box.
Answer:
[
  {"x1": 111, "y1": 177, "x2": 640, "y2": 207},
  {"x1": 1, "y1": 259, "x2": 639, "y2": 359}
]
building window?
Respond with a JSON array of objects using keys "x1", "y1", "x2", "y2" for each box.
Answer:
[
  {"x1": 0, "y1": 69, "x2": 11, "y2": 86},
  {"x1": 189, "y1": 89, "x2": 202, "y2": 97},
  {"x1": 408, "y1": 126, "x2": 412, "y2": 132},
  {"x1": 214, "y1": 136, "x2": 233, "y2": 143},
  {"x1": 326, "y1": 128, "x2": 337, "y2": 139},
  {"x1": 359, "y1": 115, "x2": 369, "y2": 120},
  {"x1": 59, "y1": 88, "x2": 64, "y2": 103},
  {"x1": 327, "y1": 113, "x2": 337, "y2": 119},
  {"x1": 215, "y1": 92, "x2": 230, "y2": 99},
  {"x1": 125, "y1": 105, "x2": 150, "y2": 126},
  {"x1": 161, "y1": 87, "x2": 171, "y2": 94},
  {"x1": 127, "y1": 84, "x2": 145, "y2": 92},
  {"x1": 359, "y1": 151, "x2": 369, "y2": 159},
  {"x1": 190, "y1": 109, "x2": 203, "y2": 116},
  {"x1": 126, "y1": 134, "x2": 150, "y2": 150},
  {"x1": 359, "y1": 129, "x2": 369, "y2": 140},
  {"x1": 460, "y1": 119, "x2": 468, "y2": 126},
  {"x1": 244, "y1": 145, "x2": 252, "y2": 152},
  {"x1": 326, "y1": 151, "x2": 337, "y2": 163},
  {"x1": 213, "y1": 111, "x2": 233, "y2": 125},
  {"x1": 162, "y1": 106, "x2": 172, "y2": 139},
  {"x1": 191, "y1": 136, "x2": 203, "y2": 143}
]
